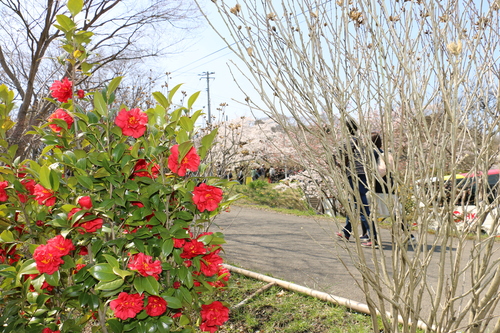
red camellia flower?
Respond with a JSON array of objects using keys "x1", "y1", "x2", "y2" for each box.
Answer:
[
  {"x1": 192, "y1": 183, "x2": 223, "y2": 212},
  {"x1": 200, "y1": 252, "x2": 224, "y2": 277},
  {"x1": 128, "y1": 253, "x2": 162, "y2": 279},
  {"x1": 145, "y1": 295, "x2": 167, "y2": 317},
  {"x1": 33, "y1": 184, "x2": 57, "y2": 206},
  {"x1": 114, "y1": 108, "x2": 148, "y2": 138},
  {"x1": 48, "y1": 109, "x2": 74, "y2": 133},
  {"x1": 68, "y1": 207, "x2": 104, "y2": 234},
  {"x1": 217, "y1": 266, "x2": 231, "y2": 282},
  {"x1": 0, "y1": 181, "x2": 8, "y2": 202},
  {"x1": 132, "y1": 159, "x2": 160, "y2": 179},
  {"x1": 78, "y1": 196, "x2": 93, "y2": 209},
  {"x1": 75, "y1": 263, "x2": 86, "y2": 272},
  {"x1": 33, "y1": 244, "x2": 65, "y2": 275},
  {"x1": 199, "y1": 301, "x2": 230, "y2": 333},
  {"x1": 109, "y1": 292, "x2": 144, "y2": 320},
  {"x1": 46, "y1": 235, "x2": 75, "y2": 257},
  {"x1": 42, "y1": 328, "x2": 60, "y2": 333},
  {"x1": 78, "y1": 246, "x2": 88, "y2": 255},
  {"x1": 173, "y1": 238, "x2": 187, "y2": 248},
  {"x1": 77, "y1": 89, "x2": 85, "y2": 99},
  {"x1": 17, "y1": 179, "x2": 36, "y2": 203},
  {"x1": 180, "y1": 239, "x2": 207, "y2": 259},
  {"x1": 50, "y1": 77, "x2": 73, "y2": 103},
  {"x1": 168, "y1": 144, "x2": 200, "y2": 176},
  {"x1": 74, "y1": 217, "x2": 104, "y2": 234}
]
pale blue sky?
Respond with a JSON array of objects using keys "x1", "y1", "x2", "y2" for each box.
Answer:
[{"x1": 163, "y1": 7, "x2": 264, "y2": 124}]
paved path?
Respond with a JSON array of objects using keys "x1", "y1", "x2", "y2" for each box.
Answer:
[{"x1": 214, "y1": 205, "x2": 500, "y2": 331}]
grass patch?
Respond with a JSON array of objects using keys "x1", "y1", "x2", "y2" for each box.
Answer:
[
  {"x1": 218, "y1": 272, "x2": 375, "y2": 333},
  {"x1": 229, "y1": 182, "x2": 315, "y2": 213}
]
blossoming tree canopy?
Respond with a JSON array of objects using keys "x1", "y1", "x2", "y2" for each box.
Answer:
[{"x1": 0, "y1": 2, "x2": 233, "y2": 332}]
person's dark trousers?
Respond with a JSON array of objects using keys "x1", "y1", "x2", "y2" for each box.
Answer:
[{"x1": 342, "y1": 174, "x2": 376, "y2": 240}]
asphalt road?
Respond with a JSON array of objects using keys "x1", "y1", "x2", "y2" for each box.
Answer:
[{"x1": 213, "y1": 205, "x2": 500, "y2": 331}]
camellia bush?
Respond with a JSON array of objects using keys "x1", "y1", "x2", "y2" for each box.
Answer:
[{"x1": 0, "y1": 1, "x2": 235, "y2": 332}]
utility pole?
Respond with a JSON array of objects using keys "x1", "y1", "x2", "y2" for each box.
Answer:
[{"x1": 199, "y1": 71, "x2": 215, "y2": 124}]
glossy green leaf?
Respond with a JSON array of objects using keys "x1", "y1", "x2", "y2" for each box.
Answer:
[
  {"x1": 161, "y1": 238, "x2": 174, "y2": 257},
  {"x1": 67, "y1": 0, "x2": 83, "y2": 16},
  {"x1": 187, "y1": 91, "x2": 200, "y2": 109},
  {"x1": 89, "y1": 293, "x2": 100, "y2": 310},
  {"x1": 0, "y1": 230, "x2": 14, "y2": 242},
  {"x1": 134, "y1": 276, "x2": 159, "y2": 296},
  {"x1": 190, "y1": 109, "x2": 203, "y2": 124},
  {"x1": 112, "y1": 267, "x2": 133, "y2": 279},
  {"x1": 93, "y1": 91, "x2": 107, "y2": 116},
  {"x1": 49, "y1": 168, "x2": 60, "y2": 191},
  {"x1": 94, "y1": 167, "x2": 111, "y2": 178},
  {"x1": 44, "y1": 271, "x2": 60, "y2": 286},
  {"x1": 107, "y1": 319, "x2": 124, "y2": 333},
  {"x1": 103, "y1": 254, "x2": 119, "y2": 268},
  {"x1": 107, "y1": 77, "x2": 123, "y2": 99},
  {"x1": 158, "y1": 316, "x2": 174, "y2": 332},
  {"x1": 95, "y1": 279, "x2": 124, "y2": 291},
  {"x1": 89, "y1": 264, "x2": 117, "y2": 282},
  {"x1": 167, "y1": 84, "x2": 182, "y2": 104},
  {"x1": 152, "y1": 91, "x2": 170, "y2": 109},
  {"x1": 112, "y1": 143, "x2": 126, "y2": 162},
  {"x1": 55, "y1": 14, "x2": 76, "y2": 32},
  {"x1": 133, "y1": 276, "x2": 145, "y2": 294},
  {"x1": 17, "y1": 259, "x2": 38, "y2": 281},
  {"x1": 76, "y1": 175, "x2": 93, "y2": 189},
  {"x1": 39, "y1": 165, "x2": 52, "y2": 189},
  {"x1": 164, "y1": 296, "x2": 182, "y2": 309},
  {"x1": 91, "y1": 239, "x2": 103, "y2": 256},
  {"x1": 199, "y1": 128, "x2": 218, "y2": 159},
  {"x1": 179, "y1": 116, "x2": 194, "y2": 133}
]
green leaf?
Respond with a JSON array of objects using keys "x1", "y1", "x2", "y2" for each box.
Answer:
[
  {"x1": 0, "y1": 230, "x2": 14, "y2": 242},
  {"x1": 167, "y1": 84, "x2": 183, "y2": 104},
  {"x1": 158, "y1": 316, "x2": 174, "y2": 332},
  {"x1": 134, "y1": 276, "x2": 159, "y2": 295},
  {"x1": 81, "y1": 61, "x2": 94, "y2": 73},
  {"x1": 55, "y1": 14, "x2": 76, "y2": 32},
  {"x1": 190, "y1": 109, "x2": 203, "y2": 124},
  {"x1": 107, "y1": 319, "x2": 124, "y2": 333},
  {"x1": 39, "y1": 165, "x2": 52, "y2": 189},
  {"x1": 133, "y1": 276, "x2": 144, "y2": 294},
  {"x1": 76, "y1": 175, "x2": 94, "y2": 189},
  {"x1": 44, "y1": 271, "x2": 60, "y2": 286},
  {"x1": 93, "y1": 91, "x2": 107, "y2": 116},
  {"x1": 199, "y1": 128, "x2": 218, "y2": 159},
  {"x1": 179, "y1": 116, "x2": 194, "y2": 133},
  {"x1": 107, "y1": 77, "x2": 123, "y2": 99},
  {"x1": 17, "y1": 259, "x2": 38, "y2": 279},
  {"x1": 112, "y1": 143, "x2": 126, "y2": 162},
  {"x1": 187, "y1": 91, "x2": 200, "y2": 109},
  {"x1": 94, "y1": 167, "x2": 111, "y2": 178},
  {"x1": 95, "y1": 279, "x2": 124, "y2": 291},
  {"x1": 113, "y1": 267, "x2": 133, "y2": 279},
  {"x1": 164, "y1": 296, "x2": 182, "y2": 309},
  {"x1": 91, "y1": 239, "x2": 103, "y2": 256},
  {"x1": 67, "y1": 0, "x2": 84, "y2": 16},
  {"x1": 161, "y1": 238, "x2": 174, "y2": 257},
  {"x1": 89, "y1": 264, "x2": 118, "y2": 282},
  {"x1": 152, "y1": 92, "x2": 170, "y2": 109},
  {"x1": 49, "y1": 168, "x2": 60, "y2": 192}
]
